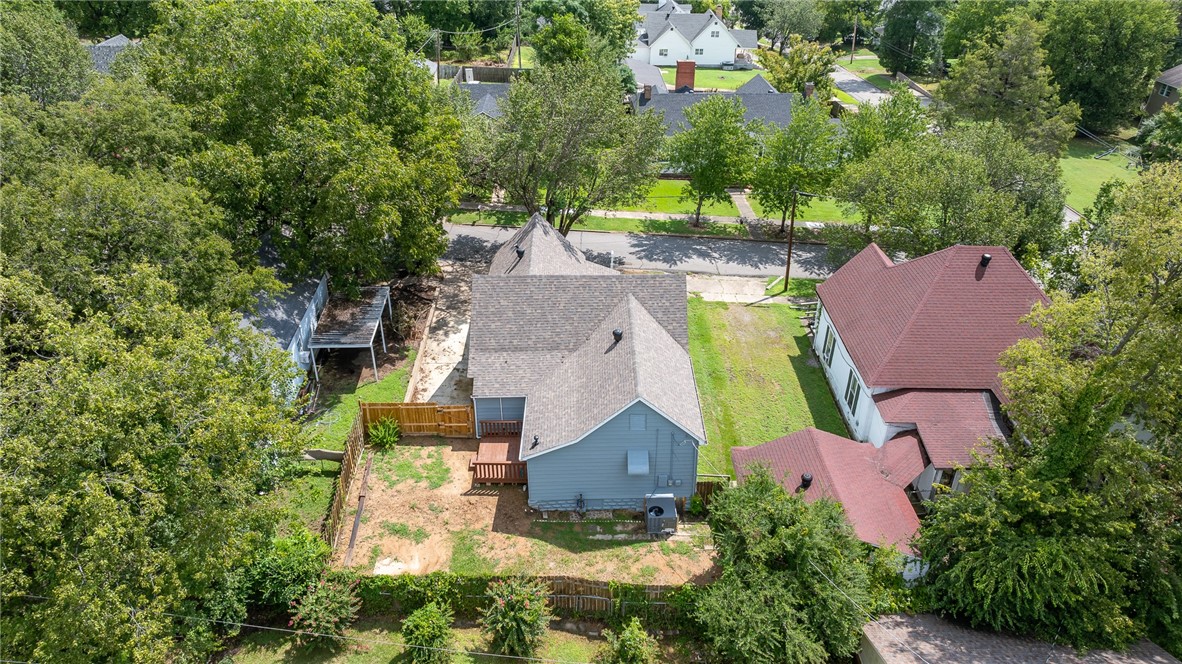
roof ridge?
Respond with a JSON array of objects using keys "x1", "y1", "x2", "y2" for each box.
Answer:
[{"x1": 866, "y1": 248, "x2": 956, "y2": 384}]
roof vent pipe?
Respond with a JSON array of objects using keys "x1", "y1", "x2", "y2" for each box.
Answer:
[
  {"x1": 980, "y1": 253, "x2": 992, "y2": 267},
  {"x1": 800, "y1": 473, "x2": 813, "y2": 491},
  {"x1": 612, "y1": 328, "x2": 623, "y2": 343},
  {"x1": 515, "y1": 245, "x2": 524, "y2": 259}
]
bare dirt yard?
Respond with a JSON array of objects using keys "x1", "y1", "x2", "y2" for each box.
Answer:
[{"x1": 332, "y1": 437, "x2": 717, "y2": 586}]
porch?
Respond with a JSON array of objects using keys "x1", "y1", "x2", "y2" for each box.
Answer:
[{"x1": 470, "y1": 420, "x2": 527, "y2": 485}]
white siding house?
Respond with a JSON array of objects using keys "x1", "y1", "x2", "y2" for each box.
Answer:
[{"x1": 632, "y1": 10, "x2": 757, "y2": 67}]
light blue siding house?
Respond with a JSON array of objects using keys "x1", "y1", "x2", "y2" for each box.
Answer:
[{"x1": 466, "y1": 215, "x2": 706, "y2": 511}]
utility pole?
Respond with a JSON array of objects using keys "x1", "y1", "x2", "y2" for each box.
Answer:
[
  {"x1": 850, "y1": 14, "x2": 858, "y2": 64},
  {"x1": 782, "y1": 189, "x2": 815, "y2": 293},
  {"x1": 434, "y1": 29, "x2": 441, "y2": 85},
  {"x1": 515, "y1": 0, "x2": 522, "y2": 69}
]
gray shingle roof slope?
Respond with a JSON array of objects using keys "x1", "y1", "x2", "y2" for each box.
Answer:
[
  {"x1": 864, "y1": 614, "x2": 1180, "y2": 664},
  {"x1": 1158, "y1": 63, "x2": 1182, "y2": 88},
  {"x1": 639, "y1": 91, "x2": 793, "y2": 135},
  {"x1": 641, "y1": 11, "x2": 719, "y2": 45},
  {"x1": 245, "y1": 241, "x2": 322, "y2": 348},
  {"x1": 86, "y1": 34, "x2": 133, "y2": 74},
  {"x1": 731, "y1": 29, "x2": 758, "y2": 48},
  {"x1": 521, "y1": 294, "x2": 705, "y2": 457},
  {"x1": 488, "y1": 214, "x2": 617, "y2": 277},
  {"x1": 735, "y1": 73, "x2": 777, "y2": 94},
  {"x1": 625, "y1": 58, "x2": 669, "y2": 93},
  {"x1": 467, "y1": 274, "x2": 688, "y2": 396},
  {"x1": 460, "y1": 82, "x2": 511, "y2": 117}
]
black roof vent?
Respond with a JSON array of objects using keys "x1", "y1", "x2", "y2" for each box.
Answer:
[
  {"x1": 800, "y1": 473, "x2": 813, "y2": 491},
  {"x1": 515, "y1": 245, "x2": 524, "y2": 259},
  {"x1": 612, "y1": 328, "x2": 623, "y2": 342},
  {"x1": 980, "y1": 253, "x2": 992, "y2": 267}
]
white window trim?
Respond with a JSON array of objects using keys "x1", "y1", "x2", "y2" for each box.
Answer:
[
  {"x1": 694, "y1": 48, "x2": 704, "y2": 55},
  {"x1": 658, "y1": 48, "x2": 669, "y2": 57},
  {"x1": 843, "y1": 369, "x2": 860, "y2": 416},
  {"x1": 822, "y1": 328, "x2": 835, "y2": 366}
]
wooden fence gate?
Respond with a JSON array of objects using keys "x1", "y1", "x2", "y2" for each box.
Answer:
[{"x1": 359, "y1": 402, "x2": 475, "y2": 438}]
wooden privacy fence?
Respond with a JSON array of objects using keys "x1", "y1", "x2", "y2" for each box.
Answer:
[
  {"x1": 324, "y1": 415, "x2": 366, "y2": 547},
  {"x1": 360, "y1": 402, "x2": 475, "y2": 438}
]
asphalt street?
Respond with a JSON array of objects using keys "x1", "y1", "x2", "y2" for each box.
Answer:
[{"x1": 444, "y1": 222, "x2": 838, "y2": 279}]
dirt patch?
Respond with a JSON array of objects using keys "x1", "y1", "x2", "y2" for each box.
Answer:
[{"x1": 333, "y1": 438, "x2": 717, "y2": 585}]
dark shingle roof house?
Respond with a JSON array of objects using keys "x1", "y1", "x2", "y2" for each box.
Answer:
[
  {"x1": 625, "y1": 58, "x2": 670, "y2": 94},
  {"x1": 862, "y1": 614, "x2": 1180, "y2": 664},
  {"x1": 1158, "y1": 63, "x2": 1182, "y2": 89},
  {"x1": 466, "y1": 214, "x2": 705, "y2": 511},
  {"x1": 637, "y1": 89, "x2": 793, "y2": 135},
  {"x1": 459, "y1": 82, "x2": 511, "y2": 119},
  {"x1": 638, "y1": 11, "x2": 758, "y2": 50},
  {"x1": 638, "y1": 0, "x2": 689, "y2": 14},
  {"x1": 86, "y1": 34, "x2": 134, "y2": 74},
  {"x1": 732, "y1": 428, "x2": 924, "y2": 553},
  {"x1": 735, "y1": 73, "x2": 777, "y2": 94}
]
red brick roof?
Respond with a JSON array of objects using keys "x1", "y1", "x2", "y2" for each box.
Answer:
[
  {"x1": 732, "y1": 428, "x2": 923, "y2": 554},
  {"x1": 816, "y1": 244, "x2": 1048, "y2": 397},
  {"x1": 874, "y1": 389, "x2": 1004, "y2": 468}
]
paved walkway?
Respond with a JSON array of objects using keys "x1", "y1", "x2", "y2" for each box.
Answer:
[
  {"x1": 687, "y1": 274, "x2": 794, "y2": 304},
  {"x1": 728, "y1": 188, "x2": 757, "y2": 221}
]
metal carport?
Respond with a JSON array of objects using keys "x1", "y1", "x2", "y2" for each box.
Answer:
[{"x1": 308, "y1": 286, "x2": 393, "y2": 382}]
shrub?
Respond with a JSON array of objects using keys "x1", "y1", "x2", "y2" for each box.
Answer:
[
  {"x1": 687, "y1": 494, "x2": 706, "y2": 517},
  {"x1": 289, "y1": 576, "x2": 360, "y2": 648},
  {"x1": 479, "y1": 578, "x2": 552, "y2": 657},
  {"x1": 249, "y1": 529, "x2": 330, "y2": 608},
  {"x1": 596, "y1": 617, "x2": 659, "y2": 664},
  {"x1": 452, "y1": 29, "x2": 483, "y2": 61},
  {"x1": 402, "y1": 601, "x2": 454, "y2": 664},
  {"x1": 368, "y1": 417, "x2": 400, "y2": 450}
]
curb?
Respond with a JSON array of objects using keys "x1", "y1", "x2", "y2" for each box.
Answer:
[{"x1": 403, "y1": 298, "x2": 437, "y2": 403}]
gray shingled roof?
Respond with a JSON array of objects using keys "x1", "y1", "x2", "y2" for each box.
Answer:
[
  {"x1": 638, "y1": 0, "x2": 688, "y2": 13},
  {"x1": 864, "y1": 614, "x2": 1180, "y2": 664},
  {"x1": 521, "y1": 294, "x2": 705, "y2": 457},
  {"x1": 639, "y1": 91, "x2": 793, "y2": 135},
  {"x1": 732, "y1": 29, "x2": 758, "y2": 48},
  {"x1": 467, "y1": 274, "x2": 688, "y2": 397},
  {"x1": 735, "y1": 73, "x2": 777, "y2": 94},
  {"x1": 640, "y1": 11, "x2": 722, "y2": 45},
  {"x1": 1158, "y1": 63, "x2": 1182, "y2": 88},
  {"x1": 245, "y1": 240, "x2": 323, "y2": 348},
  {"x1": 460, "y1": 82, "x2": 511, "y2": 118},
  {"x1": 487, "y1": 214, "x2": 617, "y2": 277},
  {"x1": 625, "y1": 58, "x2": 669, "y2": 94},
  {"x1": 86, "y1": 34, "x2": 134, "y2": 74}
]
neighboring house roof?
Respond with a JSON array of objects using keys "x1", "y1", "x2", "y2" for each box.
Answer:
[
  {"x1": 735, "y1": 74, "x2": 777, "y2": 94},
  {"x1": 86, "y1": 34, "x2": 134, "y2": 74},
  {"x1": 245, "y1": 240, "x2": 323, "y2": 349},
  {"x1": 459, "y1": 82, "x2": 511, "y2": 118},
  {"x1": 874, "y1": 389, "x2": 1005, "y2": 468},
  {"x1": 467, "y1": 274, "x2": 688, "y2": 396},
  {"x1": 639, "y1": 10, "x2": 739, "y2": 46},
  {"x1": 863, "y1": 614, "x2": 1181, "y2": 664},
  {"x1": 732, "y1": 428, "x2": 923, "y2": 554},
  {"x1": 1157, "y1": 63, "x2": 1182, "y2": 88},
  {"x1": 625, "y1": 58, "x2": 669, "y2": 94},
  {"x1": 638, "y1": 91, "x2": 793, "y2": 135},
  {"x1": 488, "y1": 214, "x2": 616, "y2": 277},
  {"x1": 523, "y1": 294, "x2": 705, "y2": 457},
  {"x1": 639, "y1": 0, "x2": 688, "y2": 13},
  {"x1": 816, "y1": 244, "x2": 1048, "y2": 397},
  {"x1": 731, "y1": 29, "x2": 758, "y2": 49}
]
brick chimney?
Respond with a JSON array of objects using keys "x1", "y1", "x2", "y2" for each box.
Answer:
[
  {"x1": 643, "y1": 84, "x2": 652, "y2": 101},
  {"x1": 804, "y1": 81, "x2": 815, "y2": 99},
  {"x1": 675, "y1": 60, "x2": 695, "y2": 91}
]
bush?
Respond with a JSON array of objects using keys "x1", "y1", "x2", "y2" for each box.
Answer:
[
  {"x1": 249, "y1": 529, "x2": 330, "y2": 608},
  {"x1": 452, "y1": 29, "x2": 483, "y2": 61},
  {"x1": 687, "y1": 493, "x2": 706, "y2": 517},
  {"x1": 596, "y1": 617, "x2": 659, "y2": 664},
  {"x1": 368, "y1": 417, "x2": 401, "y2": 450},
  {"x1": 479, "y1": 578, "x2": 552, "y2": 657},
  {"x1": 402, "y1": 602, "x2": 454, "y2": 664},
  {"x1": 289, "y1": 576, "x2": 360, "y2": 648}
]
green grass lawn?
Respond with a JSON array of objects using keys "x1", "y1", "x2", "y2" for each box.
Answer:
[
  {"x1": 658, "y1": 66, "x2": 761, "y2": 90},
  {"x1": 618, "y1": 179, "x2": 741, "y2": 216},
  {"x1": 748, "y1": 195, "x2": 859, "y2": 224},
  {"x1": 303, "y1": 350, "x2": 416, "y2": 451},
  {"x1": 450, "y1": 208, "x2": 749, "y2": 238},
  {"x1": 495, "y1": 45, "x2": 537, "y2": 68},
  {"x1": 765, "y1": 277, "x2": 822, "y2": 298},
  {"x1": 688, "y1": 298, "x2": 847, "y2": 477},
  {"x1": 842, "y1": 54, "x2": 887, "y2": 76},
  {"x1": 1059, "y1": 138, "x2": 1139, "y2": 212},
  {"x1": 834, "y1": 88, "x2": 859, "y2": 105}
]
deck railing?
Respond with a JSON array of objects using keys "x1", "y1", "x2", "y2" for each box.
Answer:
[
  {"x1": 479, "y1": 419, "x2": 522, "y2": 437},
  {"x1": 470, "y1": 460, "x2": 528, "y2": 484}
]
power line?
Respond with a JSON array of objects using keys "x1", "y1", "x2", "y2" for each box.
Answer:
[
  {"x1": 436, "y1": 18, "x2": 516, "y2": 36},
  {"x1": 15, "y1": 594, "x2": 593, "y2": 664}
]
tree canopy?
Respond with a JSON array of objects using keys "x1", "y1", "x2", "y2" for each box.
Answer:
[
  {"x1": 942, "y1": 0, "x2": 1022, "y2": 59},
  {"x1": 751, "y1": 97, "x2": 841, "y2": 231},
  {"x1": 879, "y1": 0, "x2": 947, "y2": 75},
  {"x1": 1136, "y1": 103, "x2": 1182, "y2": 163},
  {"x1": 665, "y1": 95, "x2": 757, "y2": 224},
  {"x1": 757, "y1": 0, "x2": 825, "y2": 49},
  {"x1": 939, "y1": 15, "x2": 1080, "y2": 156},
  {"x1": 0, "y1": 1, "x2": 92, "y2": 106},
  {"x1": 532, "y1": 13, "x2": 591, "y2": 66},
  {"x1": 760, "y1": 36, "x2": 837, "y2": 101}
]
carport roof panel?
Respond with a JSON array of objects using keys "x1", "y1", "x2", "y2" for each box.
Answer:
[{"x1": 309, "y1": 286, "x2": 390, "y2": 348}]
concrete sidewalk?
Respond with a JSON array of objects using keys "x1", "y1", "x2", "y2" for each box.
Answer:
[{"x1": 456, "y1": 200, "x2": 832, "y2": 232}]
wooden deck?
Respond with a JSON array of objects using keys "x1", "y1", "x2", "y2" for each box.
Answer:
[{"x1": 470, "y1": 428, "x2": 527, "y2": 485}]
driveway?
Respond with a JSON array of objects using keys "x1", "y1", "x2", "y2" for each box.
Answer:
[
  {"x1": 445, "y1": 223, "x2": 838, "y2": 279},
  {"x1": 832, "y1": 65, "x2": 893, "y2": 106}
]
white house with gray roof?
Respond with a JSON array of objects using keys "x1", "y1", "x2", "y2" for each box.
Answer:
[
  {"x1": 632, "y1": 9, "x2": 758, "y2": 67},
  {"x1": 466, "y1": 215, "x2": 705, "y2": 511}
]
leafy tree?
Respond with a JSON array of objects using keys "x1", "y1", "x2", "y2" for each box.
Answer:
[
  {"x1": 840, "y1": 87, "x2": 928, "y2": 162},
  {"x1": 451, "y1": 26, "x2": 484, "y2": 61},
  {"x1": 751, "y1": 97, "x2": 841, "y2": 232},
  {"x1": 403, "y1": 602, "x2": 455, "y2": 664},
  {"x1": 532, "y1": 13, "x2": 591, "y2": 66},
  {"x1": 666, "y1": 95, "x2": 757, "y2": 225},
  {"x1": 491, "y1": 59, "x2": 664, "y2": 234},
  {"x1": 942, "y1": 0, "x2": 1021, "y2": 59},
  {"x1": 0, "y1": 93, "x2": 53, "y2": 184},
  {"x1": 290, "y1": 576, "x2": 361, "y2": 647},
  {"x1": 585, "y1": 0, "x2": 643, "y2": 62},
  {"x1": 760, "y1": 35, "x2": 837, "y2": 100},
  {"x1": 54, "y1": 0, "x2": 159, "y2": 39},
  {"x1": 0, "y1": 268, "x2": 303, "y2": 662},
  {"x1": 939, "y1": 16, "x2": 1080, "y2": 156},
  {"x1": 247, "y1": 530, "x2": 331, "y2": 609},
  {"x1": 1042, "y1": 0, "x2": 1178, "y2": 132},
  {"x1": 757, "y1": 0, "x2": 824, "y2": 49},
  {"x1": 480, "y1": 578, "x2": 553, "y2": 657},
  {"x1": 0, "y1": 1, "x2": 92, "y2": 106},
  {"x1": 176, "y1": 141, "x2": 267, "y2": 262},
  {"x1": 0, "y1": 163, "x2": 275, "y2": 315},
  {"x1": 879, "y1": 0, "x2": 947, "y2": 74},
  {"x1": 818, "y1": 0, "x2": 879, "y2": 44},
  {"x1": 833, "y1": 121, "x2": 1065, "y2": 261},
  {"x1": 1136, "y1": 103, "x2": 1182, "y2": 163},
  {"x1": 732, "y1": 0, "x2": 768, "y2": 34},
  {"x1": 596, "y1": 617, "x2": 660, "y2": 664},
  {"x1": 697, "y1": 467, "x2": 878, "y2": 663}
]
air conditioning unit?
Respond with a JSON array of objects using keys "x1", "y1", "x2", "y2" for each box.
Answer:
[{"x1": 645, "y1": 493, "x2": 678, "y2": 535}]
